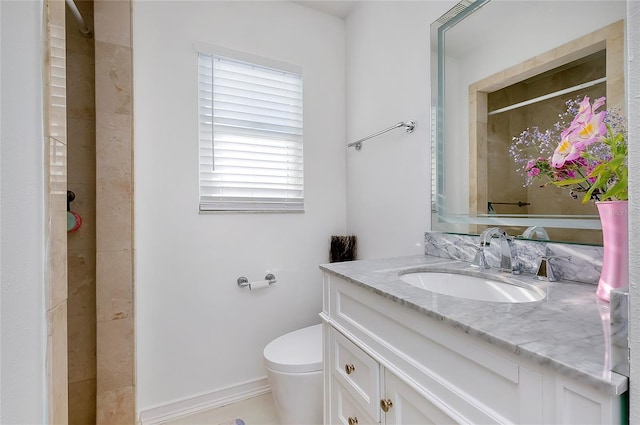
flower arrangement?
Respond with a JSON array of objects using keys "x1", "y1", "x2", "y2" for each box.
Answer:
[{"x1": 509, "y1": 96, "x2": 628, "y2": 204}]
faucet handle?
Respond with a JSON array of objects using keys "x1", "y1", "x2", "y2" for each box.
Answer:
[
  {"x1": 469, "y1": 245, "x2": 490, "y2": 269},
  {"x1": 536, "y1": 256, "x2": 570, "y2": 282},
  {"x1": 536, "y1": 257, "x2": 557, "y2": 281}
]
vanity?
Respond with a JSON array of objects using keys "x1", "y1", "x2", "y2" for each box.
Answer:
[{"x1": 319, "y1": 255, "x2": 628, "y2": 424}]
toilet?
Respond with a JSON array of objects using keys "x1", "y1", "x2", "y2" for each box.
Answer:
[{"x1": 263, "y1": 323, "x2": 323, "y2": 424}]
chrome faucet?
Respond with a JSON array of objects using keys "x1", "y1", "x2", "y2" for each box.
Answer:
[
  {"x1": 472, "y1": 227, "x2": 521, "y2": 274},
  {"x1": 520, "y1": 226, "x2": 550, "y2": 240}
]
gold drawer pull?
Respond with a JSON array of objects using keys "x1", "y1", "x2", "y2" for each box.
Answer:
[
  {"x1": 347, "y1": 416, "x2": 358, "y2": 425},
  {"x1": 380, "y1": 398, "x2": 394, "y2": 413},
  {"x1": 345, "y1": 363, "x2": 355, "y2": 375}
]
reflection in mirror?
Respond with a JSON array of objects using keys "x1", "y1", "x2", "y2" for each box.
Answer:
[{"x1": 431, "y1": 0, "x2": 626, "y2": 244}]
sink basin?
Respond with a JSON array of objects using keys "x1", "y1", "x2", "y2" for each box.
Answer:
[{"x1": 399, "y1": 271, "x2": 545, "y2": 303}]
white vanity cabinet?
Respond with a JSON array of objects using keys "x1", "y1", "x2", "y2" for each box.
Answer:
[
  {"x1": 328, "y1": 328, "x2": 457, "y2": 425},
  {"x1": 321, "y1": 273, "x2": 625, "y2": 425}
]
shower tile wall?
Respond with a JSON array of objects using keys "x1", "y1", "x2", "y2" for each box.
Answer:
[
  {"x1": 66, "y1": 0, "x2": 97, "y2": 423},
  {"x1": 94, "y1": 1, "x2": 135, "y2": 423}
]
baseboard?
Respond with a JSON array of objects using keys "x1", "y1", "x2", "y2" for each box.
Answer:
[{"x1": 138, "y1": 376, "x2": 271, "y2": 425}]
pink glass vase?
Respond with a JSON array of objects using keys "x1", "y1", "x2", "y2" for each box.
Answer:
[{"x1": 596, "y1": 201, "x2": 629, "y2": 302}]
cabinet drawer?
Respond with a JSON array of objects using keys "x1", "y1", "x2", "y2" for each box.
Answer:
[
  {"x1": 330, "y1": 328, "x2": 380, "y2": 421},
  {"x1": 332, "y1": 377, "x2": 379, "y2": 425}
]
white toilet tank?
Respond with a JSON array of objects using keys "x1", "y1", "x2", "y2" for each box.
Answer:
[{"x1": 263, "y1": 324, "x2": 323, "y2": 425}]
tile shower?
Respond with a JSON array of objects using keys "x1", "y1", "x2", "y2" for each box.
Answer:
[
  {"x1": 58, "y1": 0, "x2": 135, "y2": 422},
  {"x1": 66, "y1": 0, "x2": 97, "y2": 422}
]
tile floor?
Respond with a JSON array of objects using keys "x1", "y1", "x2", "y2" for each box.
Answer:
[{"x1": 164, "y1": 393, "x2": 280, "y2": 425}]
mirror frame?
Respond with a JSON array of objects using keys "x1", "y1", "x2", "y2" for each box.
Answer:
[{"x1": 430, "y1": 0, "x2": 626, "y2": 237}]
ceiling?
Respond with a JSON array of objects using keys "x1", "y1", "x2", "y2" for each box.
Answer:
[{"x1": 290, "y1": 1, "x2": 358, "y2": 19}]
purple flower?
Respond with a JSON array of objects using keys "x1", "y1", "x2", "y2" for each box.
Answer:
[{"x1": 509, "y1": 94, "x2": 627, "y2": 203}]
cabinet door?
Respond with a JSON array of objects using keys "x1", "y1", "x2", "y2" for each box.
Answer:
[
  {"x1": 554, "y1": 377, "x2": 621, "y2": 425},
  {"x1": 382, "y1": 369, "x2": 465, "y2": 425},
  {"x1": 330, "y1": 328, "x2": 381, "y2": 420},
  {"x1": 331, "y1": 377, "x2": 379, "y2": 425}
]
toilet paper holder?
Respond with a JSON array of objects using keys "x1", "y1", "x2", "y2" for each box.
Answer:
[{"x1": 237, "y1": 273, "x2": 277, "y2": 288}]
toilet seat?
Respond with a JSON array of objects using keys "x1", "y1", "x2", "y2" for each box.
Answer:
[{"x1": 263, "y1": 324, "x2": 322, "y2": 373}]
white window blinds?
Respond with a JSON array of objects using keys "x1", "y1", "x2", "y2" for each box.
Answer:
[{"x1": 198, "y1": 52, "x2": 304, "y2": 212}]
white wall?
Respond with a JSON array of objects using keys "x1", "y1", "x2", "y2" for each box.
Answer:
[
  {"x1": 0, "y1": 0, "x2": 47, "y2": 423},
  {"x1": 133, "y1": 1, "x2": 346, "y2": 411},
  {"x1": 345, "y1": 1, "x2": 456, "y2": 259}
]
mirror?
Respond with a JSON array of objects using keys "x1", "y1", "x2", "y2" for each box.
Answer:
[{"x1": 431, "y1": 0, "x2": 627, "y2": 244}]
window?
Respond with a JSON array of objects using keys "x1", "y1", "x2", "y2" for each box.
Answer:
[{"x1": 198, "y1": 50, "x2": 304, "y2": 212}]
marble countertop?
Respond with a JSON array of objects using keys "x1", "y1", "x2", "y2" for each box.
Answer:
[{"x1": 320, "y1": 254, "x2": 628, "y2": 396}]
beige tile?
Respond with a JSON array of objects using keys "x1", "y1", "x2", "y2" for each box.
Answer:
[
  {"x1": 48, "y1": 136, "x2": 66, "y2": 289},
  {"x1": 95, "y1": 112, "x2": 132, "y2": 251},
  {"x1": 97, "y1": 318, "x2": 134, "y2": 392},
  {"x1": 67, "y1": 49, "x2": 96, "y2": 121},
  {"x1": 67, "y1": 25, "x2": 95, "y2": 57},
  {"x1": 68, "y1": 249, "x2": 97, "y2": 318},
  {"x1": 67, "y1": 118, "x2": 97, "y2": 185},
  {"x1": 49, "y1": 103, "x2": 68, "y2": 144},
  {"x1": 96, "y1": 250, "x2": 133, "y2": 322},
  {"x1": 96, "y1": 181, "x2": 132, "y2": 252},
  {"x1": 95, "y1": 41, "x2": 132, "y2": 115},
  {"x1": 68, "y1": 311, "x2": 97, "y2": 383},
  {"x1": 48, "y1": 300, "x2": 69, "y2": 425},
  {"x1": 50, "y1": 184, "x2": 68, "y2": 217},
  {"x1": 47, "y1": 0, "x2": 66, "y2": 28},
  {"x1": 47, "y1": 20, "x2": 67, "y2": 143},
  {"x1": 67, "y1": 27, "x2": 95, "y2": 59},
  {"x1": 606, "y1": 24, "x2": 625, "y2": 113},
  {"x1": 93, "y1": 3, "x2": 136, "y2": 421},
  {"x1": 48, "y1": 137, "x2": 67, "y2": 208},
  {"x1": 69, "y1": 379, "x2": 97, "y2": 425},
  {"x1": 67, "y1": 183, "x2": 97, "y2": 251},
  {"x1": 94, "y1": 0, "x2": 131, "y2": 47},
  {"x1": 96, "y1": 385, "x2": 135, "y2": 425},
  {"x1": 66, "y1": 0, "x2": 95, "y2": 55},
  {"x1": 95, "y1": 112, "x2": 131, "y2": 182},
  {"x1": 49, "y1": 136, "x2": 68, "y2": 199},
  {"x1": 49, "y1": 203, "x2": 68, "y2": 310}
]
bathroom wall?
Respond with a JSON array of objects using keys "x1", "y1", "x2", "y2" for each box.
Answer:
[
  {"x1": 133, "y1": 0, "x2": 347, "y2": 415},
  {"x1": 66, "y1": 1, "x2": 97, "y2": 422},
  {"x1": 344, "y1": 1, "x2": 454, "y2": 259},
  {"x1": 0, "y1": 1, "x2": 48, "y2": 422}
]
